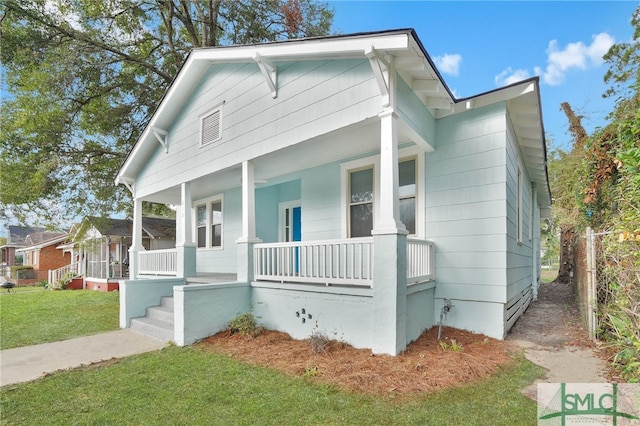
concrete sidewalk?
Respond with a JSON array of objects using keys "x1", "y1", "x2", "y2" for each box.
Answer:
[{"x1": 1, "y1": 329, "x2": 167, "y2": 387}]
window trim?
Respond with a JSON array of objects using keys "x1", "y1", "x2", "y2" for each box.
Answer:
[
  {"x1": 340, "y1": 147, "x2": 424, "y2": 239},
  {"x1": 193, "y1": 194, "x2": 224, "y2": 250},
  {"x1": 199, "y1": 102, "x2": 224, "y2": 147}
]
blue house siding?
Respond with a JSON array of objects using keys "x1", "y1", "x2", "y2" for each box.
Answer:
[{"x1": 427, "y1": 103, "x2": 510, "y2": 338}]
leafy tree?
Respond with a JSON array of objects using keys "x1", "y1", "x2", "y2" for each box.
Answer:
[
  {"x1": 583, "y1": 5, "x2": 639, "y2": 381},
  {"x1": 0, "y1": 0, "x2": 334, "y2": 225}
]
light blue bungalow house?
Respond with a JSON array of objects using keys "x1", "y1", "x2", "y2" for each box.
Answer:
[{"x1": 115, "y1": 29, "x2": 551, "y2": 355}]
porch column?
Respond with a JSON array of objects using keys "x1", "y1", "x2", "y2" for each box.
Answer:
[
  {"x1": 128, "y1": 197, "x2": 145, "y2": 279},
  {"x1": 176, "y1": 182, "x2": 196, "y2": 278},
  {"x1": 372, "y1": 107, "x2": 409, "y2": 355},
  {"x1": 237, "y1": 160, "x2": 261, "y2": 282}
]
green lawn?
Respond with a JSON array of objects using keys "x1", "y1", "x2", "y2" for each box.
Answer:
[
  {"x1": 0, "y1": 345, "x2": 543, "y2": 425},
  {"x1": 0, "y1": 287, "x2": 119, "y2": 349}
]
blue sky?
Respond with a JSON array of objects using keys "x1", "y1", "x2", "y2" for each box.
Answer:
[{"x1": 327, "y1": 1, "x2": 637, "y2": 150}]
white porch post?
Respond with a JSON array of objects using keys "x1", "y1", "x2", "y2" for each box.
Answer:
[
  {"x1": 176, "y1": 182, "x2": 196, "y2": 278},
  {"x1": 372, "y1": 96, "x2": 409, "y2": 355},
  {"x1": 128, "y1": 197, "x2": 144, "y2": 279},
  {"x1": 237, "y1": 160, "x2": 261, "y2": 282}
]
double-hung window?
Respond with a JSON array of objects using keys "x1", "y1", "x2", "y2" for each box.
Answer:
[
  {"x1": 399, "y1": 158, "x2": 416, "y2": 235},
  {"x1": 196, "y1": 197, "x2": 224, "y2": 249},
  {"x1": 344, "y1": 151, "x2": 421, "y2": 238},
  {"x1": 349, "y1": 167, "x2": 374, "y2": 238}
]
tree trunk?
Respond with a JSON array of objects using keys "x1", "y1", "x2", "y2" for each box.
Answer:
[{"x1": 557, "y1": 225, "x2": 574, "y2": 283}]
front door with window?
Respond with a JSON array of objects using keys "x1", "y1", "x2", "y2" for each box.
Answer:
[
  {"x1": 280, "y1": 202, "x2": 301, "y2": 243},
  {"x1": 280, "y1": 202, "x2": 301, "y2": 274}
]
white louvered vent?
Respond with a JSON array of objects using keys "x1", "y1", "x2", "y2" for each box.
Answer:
[{"x1": 201, "y1": 108, "x2": 222, "y2": 146}]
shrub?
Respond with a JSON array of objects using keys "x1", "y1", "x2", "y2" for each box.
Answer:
[
  {"x1": 10, "y1": 265, "x2": 35, "y2": 279},
  {"x1": 227, "y1": 312, "x2": 264, "y2": 337},
  {"x1": 308, "y1": 330, "x2": 330, "y2": 354}
]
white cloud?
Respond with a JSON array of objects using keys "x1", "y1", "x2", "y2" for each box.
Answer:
[
  {"x1": 539, "y1": 32, "x2": 615, "y2": 85},
  {"x1": 434, "y1": 53, "x2": 462, "y2": 76},
  {"x1": 494, "y1": 67, "x2": 532, "y2": 87}
]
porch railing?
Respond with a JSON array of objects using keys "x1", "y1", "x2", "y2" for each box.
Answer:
[
  {"x1": 406, "y1": 238, "x2": 435, "y2": 284},
  {"x1": 138, "y1": 249, "x2": 177, "y2": 276},
  {"x1": 254, "y1": 238, "x2": 374, "y2": 286},
  {"x1": 48, "y1": 261, "x2": 83, "y2": 285}
]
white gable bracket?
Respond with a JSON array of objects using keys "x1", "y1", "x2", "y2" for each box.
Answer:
[
  {"x1": 151, "y1": 127, "x2": 169, "y2": 153},
  {"x1": 120, "y1": 179, "x2": 134, "y2": 194},
  {"x1": 365, "y1": 46, "x2": 391, "y2": 107},
  {"x1": 253, "y1": 52, "x2": 277, "y2": 98}
]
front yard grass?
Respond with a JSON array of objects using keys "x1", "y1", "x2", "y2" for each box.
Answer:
[
  {"x1": 0, "y1": 287, "x2": 119, "y2": 349},
  {"x1": 0, "y1": 345, "x2": 542, "y2": 425}
]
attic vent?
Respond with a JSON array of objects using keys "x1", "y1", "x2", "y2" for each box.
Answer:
[{"x1": 201, "y1": 106, "x2": 222, "y2": 146}]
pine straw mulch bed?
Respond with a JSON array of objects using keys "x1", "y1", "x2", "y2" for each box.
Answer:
[{"x1": 198, "y1": 326, "x2": 515, "y2": 398}]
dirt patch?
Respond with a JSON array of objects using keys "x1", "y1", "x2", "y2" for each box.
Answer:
[
  {"x1": 508, "y1": 280, "x2": 592, "y2": 348},
  {"x1": 199, "y1": 326, "x2": 515, "y2": 397},
  {"x1": 507, "y1": 280, "x2": 616, "y2": 385}
]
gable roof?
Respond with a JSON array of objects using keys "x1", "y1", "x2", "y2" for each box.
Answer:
[
  {"x1": 16, "y1": 232, "x2": 69, "y2": 252},
  {"x1": 80, "y1": 217, "x2": 175, "y2": 239},
  {"x1": 7, "y1": 226, "x2": 46, "y2": 245},
  {"x1": 116, "y1": 29, "x2": 550, "y2": 209}
]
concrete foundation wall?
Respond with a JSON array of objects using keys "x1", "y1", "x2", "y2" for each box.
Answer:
[
  {"x1": 174, "y1": 282, "x2": 251, "y2": 346},
  {"x1": 406, "y1": 283, "x2": 437, "y2": 343},
  {"x1": 251, "y1": 282, "x2": 374, "y2": 349}
]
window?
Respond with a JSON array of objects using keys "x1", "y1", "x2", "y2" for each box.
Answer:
[
  {"x1": 200, "y1": 105, "x2": 223, "y2": 146},
  {"x1": 349, "y1": 167, "x2": 374, "y2": 237},
  {"x1": 211, "y1": 200, "x2": 222, "y2": 247},
  {"x1": 342, "y1": 148, "x2": 423, "y2": 238},
  {"x1": 517, "y1": 166, "x2": 523, "y2": 243},
  {"x1": 197, "y1": 205, "x2": 206, "y2": 247},
  {"x1": 195, "y1": 197, "x2": 223, "y2": 249},
  {"x1": 399, "y1": 158, "x2": 416, "y2": 235}
]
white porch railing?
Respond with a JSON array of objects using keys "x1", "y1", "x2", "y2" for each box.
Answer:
[
  {"x1": 407, "y1": 238, "x2": 435, "y2": 284},
  {"x1": 254, "y1": 238, "x2": 374, "y2": 286},
  {"x1": 48, "y1": 262, "x2": 83, "y2": 285},
  {"x1": 138, "y1": 249, "x2": 177, "y2": 276},
  {"x1": 254, "y1": 237, "x2": 435, "y2": 287}
]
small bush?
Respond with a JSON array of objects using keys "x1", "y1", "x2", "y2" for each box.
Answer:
[
  {"x1": 309, "y1": 330, "x2": 330, "y2": 354},
  {"x1": 10, "y1": 266, "x2": 35, "y2": 279},
  {"x1": 439, "y1": 339, "x2": 463, "y2": 352},
  {"x1": 227, "y1": 312, "x2": 264, "y2": 337}
]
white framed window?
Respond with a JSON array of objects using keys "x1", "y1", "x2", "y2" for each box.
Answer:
[
  {"x1": 340, "y1": 147, "x2": 423, "y2": 238},
  {"x1": 517, "y1": 166, "x2": 523, "y2": 244},
  {"x1": 200, "y1": 103, "x2": 223, "y2": 147},
  {"x1": 348, "y1": 166, "x2": 375, "y2": 238},
  {"x1": 194, "y1": 195, "x2": 224, "y2": 249}
]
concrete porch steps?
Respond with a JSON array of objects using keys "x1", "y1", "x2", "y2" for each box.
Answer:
[{"x1": 130, "y1": 296, "x2": 174, "y2": 343}]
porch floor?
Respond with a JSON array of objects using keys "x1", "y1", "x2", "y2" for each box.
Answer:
[{"x1": 186, "y1": 273, "x2": 238, "y2": 284}]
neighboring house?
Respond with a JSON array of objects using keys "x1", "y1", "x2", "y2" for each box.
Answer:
[
  {"x1": 56, "y1": 217, "x2": 176, "y2": 291},
  {"x1": 1, "y1": 226, "x2": 46, "y2": 274},
  {"x1": 115, "y1": 29, "x2": 551, "y2": 355},
  {"x1": 16, "y1": 232, "x2": 70, "y2": 281}
]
